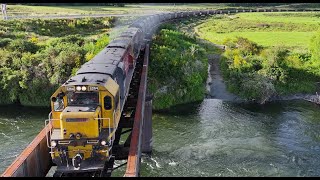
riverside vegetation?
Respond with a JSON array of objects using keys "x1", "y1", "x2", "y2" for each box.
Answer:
[
  {"x1": 0, "y1": 17, "x2": 211, "y2": 110},
  {"x1": 196, "y1": 12, "x2": 320, "y2": 104},
  {"x1": 3, "y1": 12, "x2": 319, "y2": 109},
  {"x1": 149, "y1": 24, "x2": 211, "y2": 110},
  {"x1": 0, "y1": 17, "x2": 116, "y2": 106}
]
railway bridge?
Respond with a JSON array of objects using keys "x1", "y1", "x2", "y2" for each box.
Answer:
[{"x1": 1, "y1": 8, "x2": 315, "y2": 177}]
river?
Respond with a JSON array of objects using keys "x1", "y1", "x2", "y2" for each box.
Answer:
[{"x1": 0, "y1": 99, "x2": 320, "y2": 177}]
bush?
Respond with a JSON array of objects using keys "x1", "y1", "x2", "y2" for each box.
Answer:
[
  {"x1": 310, "y1": 31, "x2": 320, "y2": 61},
  {"x1": 49, "y1": 34, "x2": 85, "y2": 46},
  {"x1": 149, "y1": 25, "x2": 208, "y2": 110},
  {"x1": 0, "y1": 16, "x2": 116, "y2": 107},
  {"x1": 221, "y1": 36, "x2": 320, "y2": 103},
  {"x1": 8, "y1": 39, "x2": 39, "y2": 53},
  {"x1": 240, "y1": 73, "x2": 276, "y2": 103},
  {"x1": 19, "y1": 78, "x2": 57, "y2": 107},
  {"x1": 0, "y1": 38, "x2": 12, "y2": 48}
]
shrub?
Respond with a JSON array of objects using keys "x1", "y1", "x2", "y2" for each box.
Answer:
[
  {"x1": 149, "y1": 25, "x2": 208, "y2": 110},
  {"x1": 0, "y1": 15, "x2": 116, "y2": 106},
  {"x1": 8, "y1": 39, "x2": 39, "y2": 53},
  {"x1": 310, "y1": 31, "x2": 320, "y2": 61}
]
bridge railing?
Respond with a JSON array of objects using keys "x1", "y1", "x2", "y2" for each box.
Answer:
[{"x1": 124, "y1": 43, "x2": 149, "y2": 177}]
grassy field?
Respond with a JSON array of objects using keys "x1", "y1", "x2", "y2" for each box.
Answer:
[
  {"x1": 6, "y1": 5, "x2": 136, "y2": 16},
  {"x1": 5, "y1": 4, "x2": 320, "y2": 18},
  {"x1": 237, "y1": 12, "x2": 320, "y2": 24},
  {"x1": 196, "y1": 12, "x2": 320, "y2": 48},
  {"x1": 200, "y1": 31, "x2": 314, "y2": 48},
  {"x1": 4, "y1": 4, "x2": 224, "y2": 17}
]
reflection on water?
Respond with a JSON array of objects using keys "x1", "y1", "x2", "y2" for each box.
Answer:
[{"x1": 1, "y1": 100, "x2": 320, "y2": 176}]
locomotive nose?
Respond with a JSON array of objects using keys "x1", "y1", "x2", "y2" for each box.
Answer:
[{"x1": 60, "y1": 106, "x2": 101, "y2": 139}]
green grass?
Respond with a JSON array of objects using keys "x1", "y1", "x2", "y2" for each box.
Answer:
[
  {"x1": 5, "y1": 4, "x2": 224, "y2": 17},
  {"x1": 237, "y1": 12, "x2": 320, "y2": 24},
  {"x1": 200, "y1": 31, "x2": 315, "y2": 47},
  {"x1": 6, "y1": 5, "x2": 133, "y2": 16},
  {"x1": 5, "y1": 4, "x2": 320, "y2": 18},
  {"x1": 196, "y1": 12, "x2": 320, "y2": 48}
]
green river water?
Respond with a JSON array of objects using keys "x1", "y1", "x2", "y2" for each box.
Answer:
[{"x1": 0, "y1": 99, "x2": 320, "y2": 176}]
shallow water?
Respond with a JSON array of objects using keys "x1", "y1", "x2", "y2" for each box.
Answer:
[{"x1": 1, "y1": 100, "x2": 320, "y2": 176}]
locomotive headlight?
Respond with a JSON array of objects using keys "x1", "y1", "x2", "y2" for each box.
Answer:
[
  {"x1": 69, "y1": 133, "x2": 75, "y2": 139},
  {"x1": 81, "y1": 86, "x2": 87, "y2": 91},
  {"x1": 101, "y1": 140, "x2": 107, "y2": 146},
  {"x1": 76, "y1": 133, "x2": 82, "y2": 139},
  {"x1": 51, "y1": 141, "x2": 57, "y2": 147},
  {"x1": 76, "y1": 86, "x2": 81, "y2": 91}
]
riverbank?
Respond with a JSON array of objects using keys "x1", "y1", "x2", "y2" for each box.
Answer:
[
  {"x1": 192, "y1": 12, "x2": 320, "y2": 104},
  {"x1": 209, "y1": 52, "x2": 320, "y2": 105},
  {"x1": 201, "y1": 38, "x2": 320, "y2": 105}
]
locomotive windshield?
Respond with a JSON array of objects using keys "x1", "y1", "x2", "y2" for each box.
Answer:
[{"x1": 67, "y1": 92, "x2": 99, "y2": 106}]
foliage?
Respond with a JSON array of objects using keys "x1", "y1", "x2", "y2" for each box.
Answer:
[
  {"x1": 8, "y1": 39, "x2": 39, "y2": 53},
  {"x1": 0, "y1": 17, "x2": 115, "y2": 106},
  {"x1": 219, "y1": 37, "x2": 320, "y2": 103},
  {"x1": 84, "y1": 34, "x2": 110, "y2": 61},
  {"x1": 0, "y1": 38, "x2": 12, "y2": 48},
  {"x1": 195, "y1": 12, "x2": 320, "y2": 103},
  {"x1": 310, "y1": 31, "x2": 320, "y2": 61},
  {"x1": 149, "y1": 24, "x2": 208, "y2": 110}
]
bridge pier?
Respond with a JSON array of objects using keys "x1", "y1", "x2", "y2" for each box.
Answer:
[{"x1": 141, "y1": 93, "x2": 153, "y2": 154}]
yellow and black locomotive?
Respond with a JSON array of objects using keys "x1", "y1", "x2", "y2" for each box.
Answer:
[{"x1": 47, "y1": 27, "x2": 143, "y2": 173}]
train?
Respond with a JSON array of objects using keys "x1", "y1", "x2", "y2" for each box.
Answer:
[
  {"x1": 45, "y1": 8, "x2": 309, "y2": 174},
  {"x1": 47, "y1": 25, "x2": 143, "y2": 173}
]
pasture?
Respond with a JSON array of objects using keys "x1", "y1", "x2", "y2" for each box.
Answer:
[
  {"x1": 4, "y1": 4, "x2": 320, "y2": 18},
  {"x1": 196, "y1": 12, "x2": 320, "y2": 48}
]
